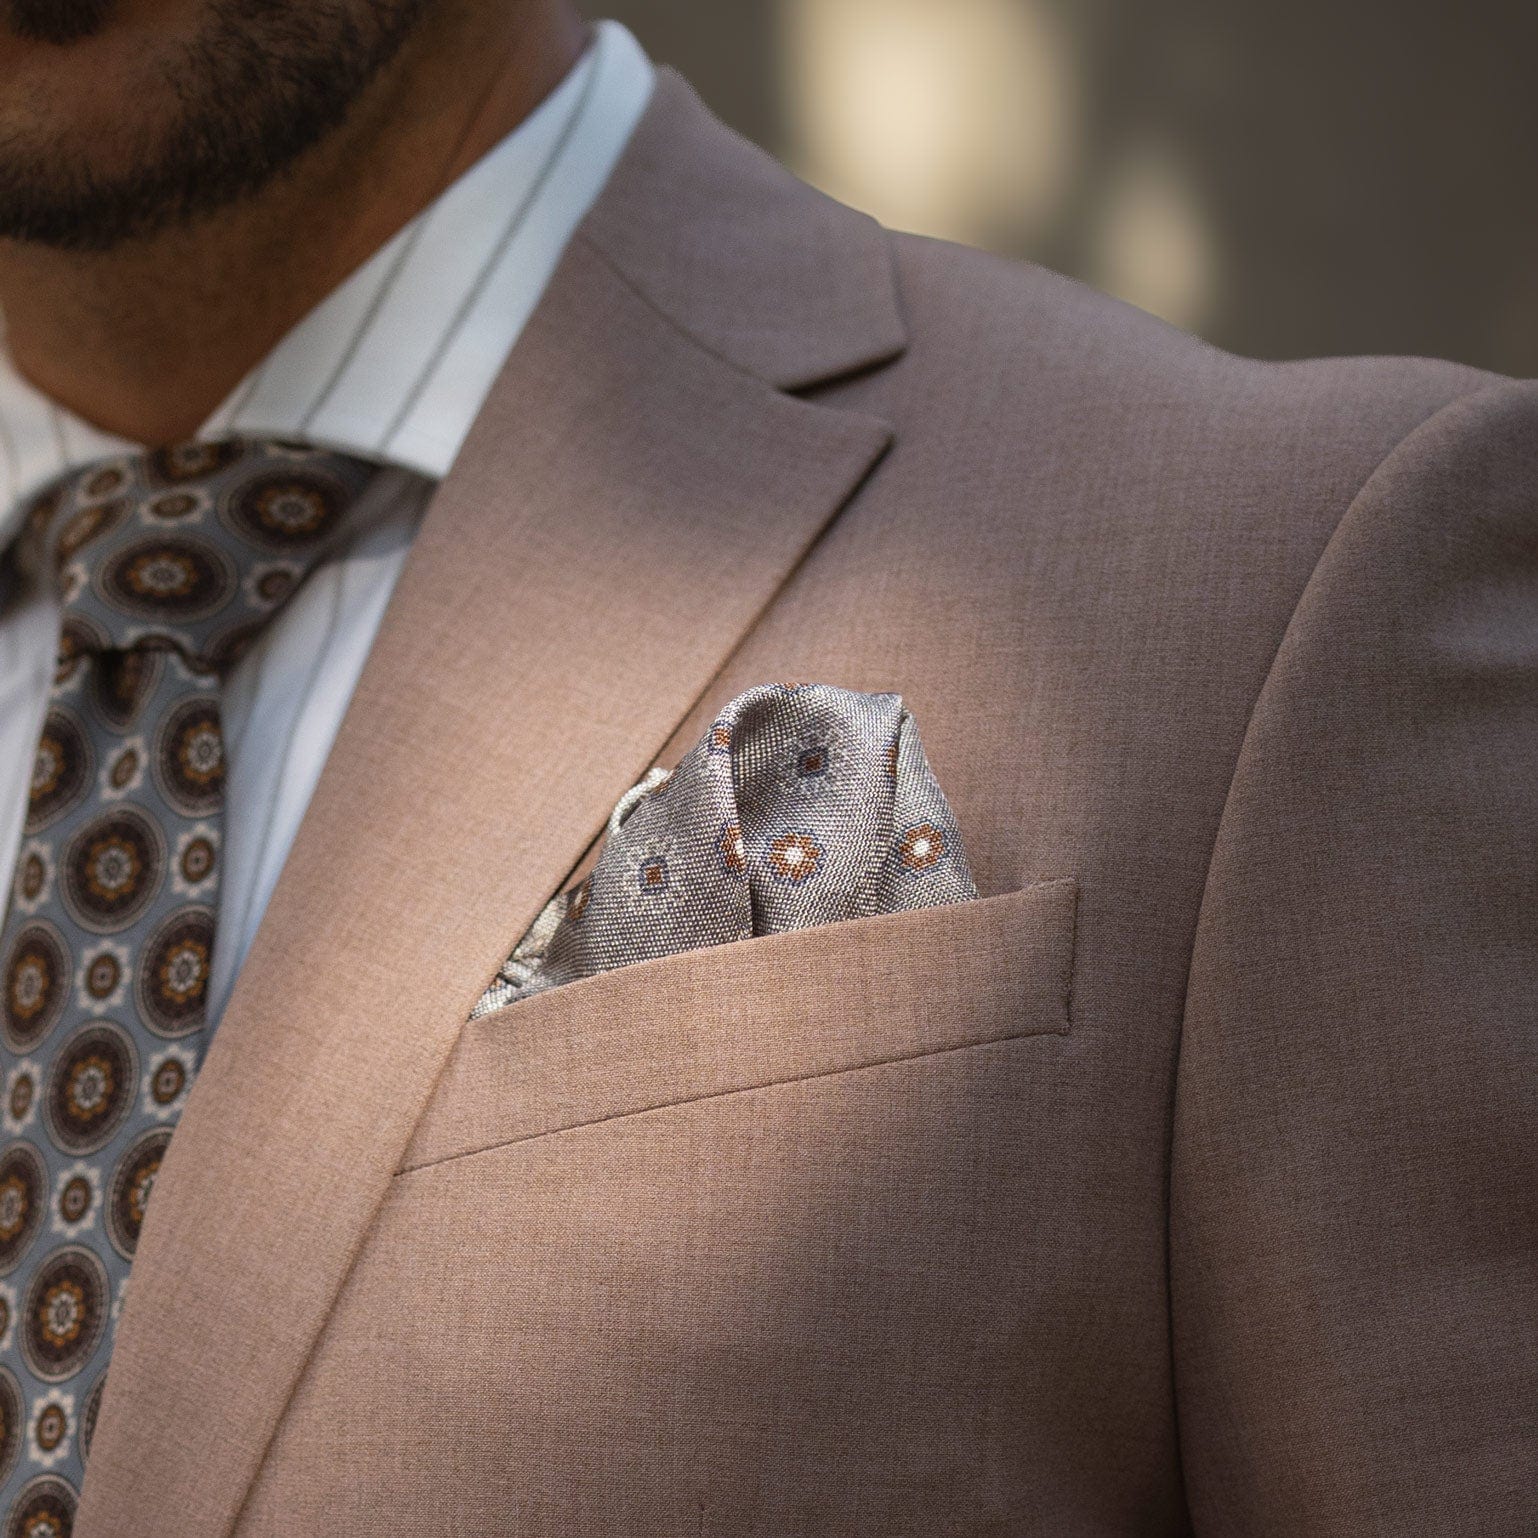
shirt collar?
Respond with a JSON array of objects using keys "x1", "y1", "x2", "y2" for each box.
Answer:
[{"x1": 0, "y1": 18, "x2": 653, "y2": 547}]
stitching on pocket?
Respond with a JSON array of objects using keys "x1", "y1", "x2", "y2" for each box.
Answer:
[{"x1": 396, "y1": 1028, "x2": 1060, "y2": 1177}]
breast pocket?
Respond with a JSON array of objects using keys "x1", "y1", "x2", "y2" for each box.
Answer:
[{"x1": 399, "y1": 876, "x2": 1077, "y2": 1173}]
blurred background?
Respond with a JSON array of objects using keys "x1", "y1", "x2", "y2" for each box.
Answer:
[{"x1": 598, "y1": 0, "x2": 1538, "y2": 375}]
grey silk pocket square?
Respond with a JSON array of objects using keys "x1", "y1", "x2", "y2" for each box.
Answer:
[{"x1": 470, "y1": 683, "x2": 978, "y2": 1018}]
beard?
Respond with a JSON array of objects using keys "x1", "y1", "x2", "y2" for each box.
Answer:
[
  {"x1": 0, "y1": 0, "x2": 434, "y2": 250},
  {"x1": 2, "y1": 0, "x2": 115, "y2": 45}
]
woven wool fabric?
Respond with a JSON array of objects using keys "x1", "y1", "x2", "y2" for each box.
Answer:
[
  {"x1": 472, "y1": 683, "x2": 976, "y2": 1016},
  {"x1": 62, "y1": 71, "x2": 1538, "y2": 1538},
  {"x1": 0, "y1": 439, "x2": 385, "y2": 1529}
]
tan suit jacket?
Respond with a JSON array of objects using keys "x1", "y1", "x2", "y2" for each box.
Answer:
[{"x1": 76, "y1": 71, "x2": 1536, "y2": 1536}]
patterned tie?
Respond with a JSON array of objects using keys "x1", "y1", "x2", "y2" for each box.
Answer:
[
  {"x1": 0, "y1": 438, "x2": 384, "y2": 1532},
  {"x1": 473, "y1": 683, "x2": 977, "y2": 1015}
]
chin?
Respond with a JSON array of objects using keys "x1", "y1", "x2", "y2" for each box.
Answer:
[{"x1": 0, "y1": 30, "x2": 167, "y2": 148}]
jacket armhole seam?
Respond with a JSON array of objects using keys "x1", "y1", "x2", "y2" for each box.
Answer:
[{"x1": 1160, "y1": 373, "x2": 1516, "y2": 1503}]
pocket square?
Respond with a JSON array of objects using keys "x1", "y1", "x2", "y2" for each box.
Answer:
[{"x1": 470, "y1": 683, "x2": 977, "y2": 1017}]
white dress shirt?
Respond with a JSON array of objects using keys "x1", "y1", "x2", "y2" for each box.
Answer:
[{"x1": 0, "y1": 20, "x2": 654, "y2": 1029}]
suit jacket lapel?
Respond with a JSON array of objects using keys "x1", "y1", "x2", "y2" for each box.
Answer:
[{"x1": 76, "y1": 74, "x2": 903, "y2": 1538}]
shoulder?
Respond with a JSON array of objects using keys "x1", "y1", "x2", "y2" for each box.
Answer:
[
  {"x1": 880, "y1": 228, "x2": 1498, "y2": 475},
  {"x1": 593, "y1": 71, "x2": 1514, "y2": 561},
  {"x1": 822, "y1": 228, "x2": 1512, "y2": 578}
]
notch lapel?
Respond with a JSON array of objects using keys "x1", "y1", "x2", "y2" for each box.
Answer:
[{"x1": 74, "y1": 93, "x2": 902, "y2": 1530}]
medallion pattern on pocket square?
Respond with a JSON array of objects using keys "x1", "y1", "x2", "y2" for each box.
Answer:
[{"x1": 470, "y1": 684, "x2": 977, "y2": 1017}]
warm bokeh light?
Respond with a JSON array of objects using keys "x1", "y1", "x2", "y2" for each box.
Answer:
[
  {"x1": 1088, "y1": 137, "x2": 1216, "y2": 334},
  {"x1": 604, "y1": 0, "x2": 1538, "y2": 374},
  {"x1": 780, "y1": 0, "x2": 1217, "y2": 333},
  {"x1": 780, "y1": 0, "x2": 1079, "y2": 250}
]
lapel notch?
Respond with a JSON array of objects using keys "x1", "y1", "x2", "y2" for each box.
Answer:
[{"x1": 580, "y1": 69, "x2": 908, "y2": 391}]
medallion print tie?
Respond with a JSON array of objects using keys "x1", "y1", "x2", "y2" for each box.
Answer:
[{"x1": 0, "y1": 438, "x2": 383, "y2": 1532}]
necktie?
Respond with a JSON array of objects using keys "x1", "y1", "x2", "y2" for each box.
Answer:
[
  {"x1": 0, "y1": 438, "x2": 383, "y2": 1530},
  {"x1": 474, "y1": 683, "x2": 978, "y2": 1014}
]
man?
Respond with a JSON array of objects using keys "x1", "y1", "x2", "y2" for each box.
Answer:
[{"x1": 0, "y1": 0, "x2": 1529, "y2": 1532}]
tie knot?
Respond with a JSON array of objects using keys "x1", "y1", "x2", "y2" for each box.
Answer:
[{"x1": 19, "y1": 437, "x2": 383, "y2": 675}]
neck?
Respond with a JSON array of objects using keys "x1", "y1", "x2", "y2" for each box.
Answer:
[{"x1": 0, "y1": 2, "x2": 587, "y2": 447}]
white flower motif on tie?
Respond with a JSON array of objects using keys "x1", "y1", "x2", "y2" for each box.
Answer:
[
  {"x1": 73, "y1": 941, "x2": 131, "y2": 1014},
  {"x1": 140, "y1": 1046, "x2": 196, "y2": 1122},
  {"x1": 25, "y1": 1389, "x2": 74, "y2": 1469},
  {"x1": 49, "y1": 1163, "x2": 101, "y2": 1238},
  {"x1": 8, "y1": 843, "x2": 54, "y2": 917},
  {"x1": 171, "y1": 823, "x2": 220, "y2": 897},
  {"x1": 1, "y1": 1061, "x2": 40, "y2": 1137},
  {"x1": 58, "y1": 562, "x2": 88, "y2": 606},
  {"x1": 96, "y1": 736, "x2": 148, "y2": 802}
]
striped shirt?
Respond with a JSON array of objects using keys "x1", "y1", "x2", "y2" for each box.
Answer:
[{"x1": 0, "y1": 20, "x2": 655, "y2": 1028}]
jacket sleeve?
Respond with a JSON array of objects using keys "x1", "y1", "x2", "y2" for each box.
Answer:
[{"x1": 1170, "y1": 380, "x2": 1538, "y2": 1533}]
